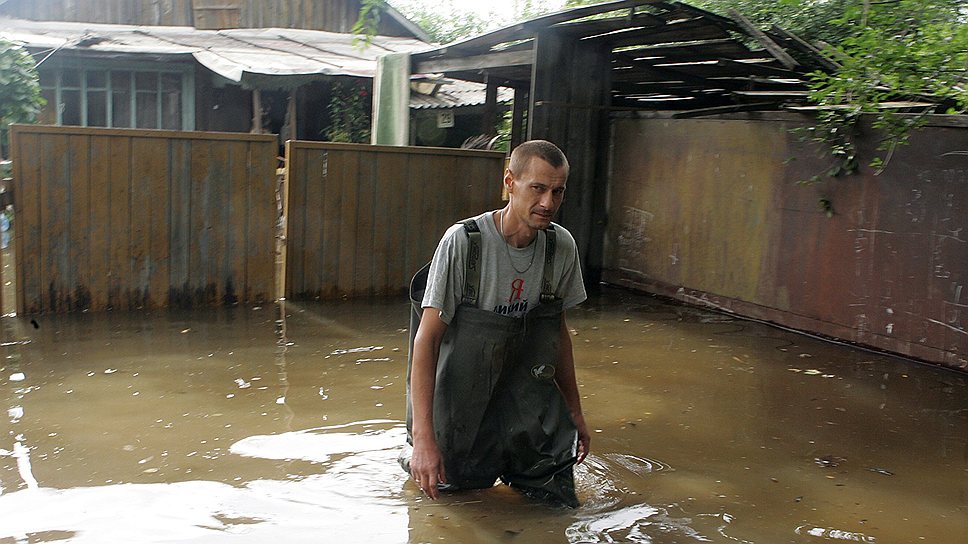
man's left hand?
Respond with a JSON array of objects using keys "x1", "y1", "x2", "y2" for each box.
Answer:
[{"x1": 574, "y1": 413, "x2": 590, "y2": 464}]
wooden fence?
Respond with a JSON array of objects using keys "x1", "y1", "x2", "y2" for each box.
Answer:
[
  {"x1": 283, "y1": 141, "x2": 505, "y2": 300},
  {"x1": 9, "y1": 125, "x2": 278, "y2": 314}
]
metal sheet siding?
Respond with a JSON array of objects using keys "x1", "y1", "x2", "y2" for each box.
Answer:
[{"x1": 606, "y1": 116, "x2": 968, "y2": 370}]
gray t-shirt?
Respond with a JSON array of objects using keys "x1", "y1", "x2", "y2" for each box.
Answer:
[{"x1": 422, "y1": 211, "x2": 587, "y2": 325}]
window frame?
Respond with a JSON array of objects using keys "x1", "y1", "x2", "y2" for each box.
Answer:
[{"x1": 38, "y1": 57, "x2": 195, "y2": 131}]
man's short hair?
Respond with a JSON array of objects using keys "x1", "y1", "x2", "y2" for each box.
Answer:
[{"x1": 508, "y1": 140, "x2": 569, "y2": 176}]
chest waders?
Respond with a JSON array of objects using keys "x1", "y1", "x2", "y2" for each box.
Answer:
[{"x1": 405, "y1": 220, "x2": 579, "y2": 507}]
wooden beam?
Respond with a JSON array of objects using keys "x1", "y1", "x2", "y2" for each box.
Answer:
[
  {"x1": 585, "y1": 17, "x2": 729, "y2": 47},
  {"x1": 286, "y1": 88, "x2": 298, "y2": 141},
  {"x1": 250, "y1": 88, "x2": 262, "y2": 134},
  {"x1": 619, "y1": 39, "x2": 755, "y2": 62},
  {"x1": 417, "y1": 0, "x2": 664, "y2": 58},
  {"x1": 672, "y1": 102, "x2": 781, "y2": 118},
  {"x1": 511, "y1": 87, "x2": 527, "y2": 150},
  {"x1": 414, "y1": 49, "x2": 534, "y2": 75},
  {"x1": 552, "y1": 12, "x2": 665, "y2": 37},
  {"x1": 770, "y1": 24, "x2": 841, "y2": 72},
  {"x1": 728, "y1": 9, "x2": 799, "y2": 70},
  {"x1": 482, "y1": 77, "x2": 498, "y2": 136}
]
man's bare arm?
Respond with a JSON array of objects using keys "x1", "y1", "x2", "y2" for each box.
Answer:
[
  {"x1": 409, "y1": 307, "x2": 449, "y2": 498},
  {"x1": 555, "y1": 313, "x2": 590, "y2": 463}
]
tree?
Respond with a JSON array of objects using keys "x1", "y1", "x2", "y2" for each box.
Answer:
[
  {"x1": 797, "y1": 0, "x2": 967, "y2": 174},
  {"x1": 0, "y1": 39, "x2": 44, "y2": 161},
  {"x1": 390, "y1": 0, "x2": 493, "y2": 44}
]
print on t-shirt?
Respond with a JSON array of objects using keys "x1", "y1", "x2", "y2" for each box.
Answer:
[{"x1": 493, "y1": 277, "x2": 528, "y2": 316}]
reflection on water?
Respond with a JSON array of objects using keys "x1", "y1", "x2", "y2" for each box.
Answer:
[{"x1": 1, "y1": 288, "x2": 966, "y2": 543}]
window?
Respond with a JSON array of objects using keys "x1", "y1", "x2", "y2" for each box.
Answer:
[{"x1": 39, "y1": 63, "x2": 194, "y2": 130}]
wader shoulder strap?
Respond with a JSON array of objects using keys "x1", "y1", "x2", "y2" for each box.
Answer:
[
  {"x1": 461, "y1": 219, "x2": 482, "y2": 306},
  {"x1": 540, "y1": 225, "x2": 557, "y2": 303}
]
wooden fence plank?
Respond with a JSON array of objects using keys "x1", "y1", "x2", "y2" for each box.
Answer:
[
  {"x1": 379, "y1": 151, "x2": 408, "y2": 294},
  {"x1": 308, "y1": 146, "x2": 328, "y2": 297},
  {"x1": 147, "y1": 137, "x2": 171, "y2": 308},
  {"x1": 211, "y1": 141, "x2": 231, "y2": 304},
  {"x1": 126, "y1": 138, "x2": 162, "y2": 309},
  {"x1": 88, "y1": 135, "x2": 113, "y2": 311},
  {"x1": 67, "y1": 134, "x2": 92, "y2": 311},
  {"x1": 169, "y1": 138, "x2": 192, "y2": 307},
  {"x1": 320, "y1": 148, "x2": 341, "y2": 299},
  {"x1": 226, "y1": 140, "x2": 248, "y2": 304},
  {"x1": 106, "y1": 135, "x2": 131, "y2": 310},
  {"x1": 246, "y1": 141, "x2": 275, "y2": 303},
  {"x1": 290, "y1": 144, "x2": 312, "y2": 298},
  {"x1": 336, "y1": 150, "x2": 360, "y2": 296},
  {"x1": 404, "y1": 153, "x2": 428, "y2": 278},
  {"x1": 13, "y1": 131, "x2": 41, "y2": 315},
  {"x1": 41, "y1": 134, "x2": 71, "y2": 313},
  {"x1": 354, "y1": 150, "x2": 376, "y2": 296},
  {"x1": 189, "y1": 139, "x2": 212, "y2": 306}
]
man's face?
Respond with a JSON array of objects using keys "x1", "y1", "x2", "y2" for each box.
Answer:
[{"x1": 505, "y1": 157, "x2": 568, "y2": 231}]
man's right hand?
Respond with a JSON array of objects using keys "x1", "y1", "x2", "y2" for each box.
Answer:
[
  {"x1": 410, "y1": 307, "x2": 449, "y2": 500},
  {"x1": 410, "y1": 438, "x2": 447, "y2": 500}
]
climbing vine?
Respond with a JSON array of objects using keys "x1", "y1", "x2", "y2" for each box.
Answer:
[{"x1": 324, "y1": 81, "x2": 372, "y2": 144}]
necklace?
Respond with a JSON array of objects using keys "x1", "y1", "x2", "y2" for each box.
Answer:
[{"x1": 499, "y1": 209, "x2": 537, "y2": 274}]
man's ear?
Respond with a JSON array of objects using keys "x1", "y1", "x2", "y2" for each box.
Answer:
[{"x1": 503, "y1": 169, "x2": 514, "y2": 194}]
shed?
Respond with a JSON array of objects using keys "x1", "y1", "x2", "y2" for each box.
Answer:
[{"x1": 392, "y1": 0, "x2": 837, "y2": 280}]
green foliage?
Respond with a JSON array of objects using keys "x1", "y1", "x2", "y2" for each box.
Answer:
[
  {"x1": 324, "y1": 81, "x2": 372, "y2": 143},
  {"x1": 692, "y1": 0, "x2": 855, "y2": 45},
  {"x1": 352, "y1": 0, "x2": 386, "y2": 48},
  {"x1": 391, "y1": 0, "x2": 493, "y2": 44},
  {"x1": 802, "y1": 0, "x2": 967, "y2": 175},
  {"x1": 0, "y1": 39, "x2": 44, "y2": 158},
  {"x1": 809, "y1": 0, "x2": 967, "y2": 111},
  {"x1": 391, "y1": 0, "x2": 566, "y2": 44}
]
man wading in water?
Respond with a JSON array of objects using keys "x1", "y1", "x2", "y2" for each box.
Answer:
[{"x1": 401, "y1": 140, "x2": 590, "y2": 507}]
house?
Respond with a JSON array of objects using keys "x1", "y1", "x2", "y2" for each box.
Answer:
[
  {"x1": 0, "y1": 0, "x2": 509, "y2": 148},
  {"x1": 0, "y1": 0, "x2": 426, "y2": 36}
]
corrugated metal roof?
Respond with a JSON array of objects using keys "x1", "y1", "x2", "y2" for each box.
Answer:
[
  {"x1": 410, "y1": 79, "x2": 514, "y2": 110},
  {"x1": 1, "y1": 18, "x2": 507, "y2": 109},
  {"x1": 1, "y1": 17, "x2": 430, "y2": 81}
]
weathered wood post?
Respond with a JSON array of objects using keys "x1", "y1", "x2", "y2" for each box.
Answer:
[{"x1": 529, "y1": 29, "x2": 612, "y2": 283}]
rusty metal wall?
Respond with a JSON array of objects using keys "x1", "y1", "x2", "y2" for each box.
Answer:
[
  {"x1": 605, "y1": 114, "x2": 967, "y2": 370},
  {"x1": 9, "y1": 125, "x2": 278, "y2": 314},
  {"x1": 283, "y1": 141, "x2": 505, "y2": 300}
]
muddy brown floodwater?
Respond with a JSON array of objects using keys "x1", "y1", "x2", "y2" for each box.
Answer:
[{"x1": 1, "y1": 287, "x2": 966, "y2": 543}]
